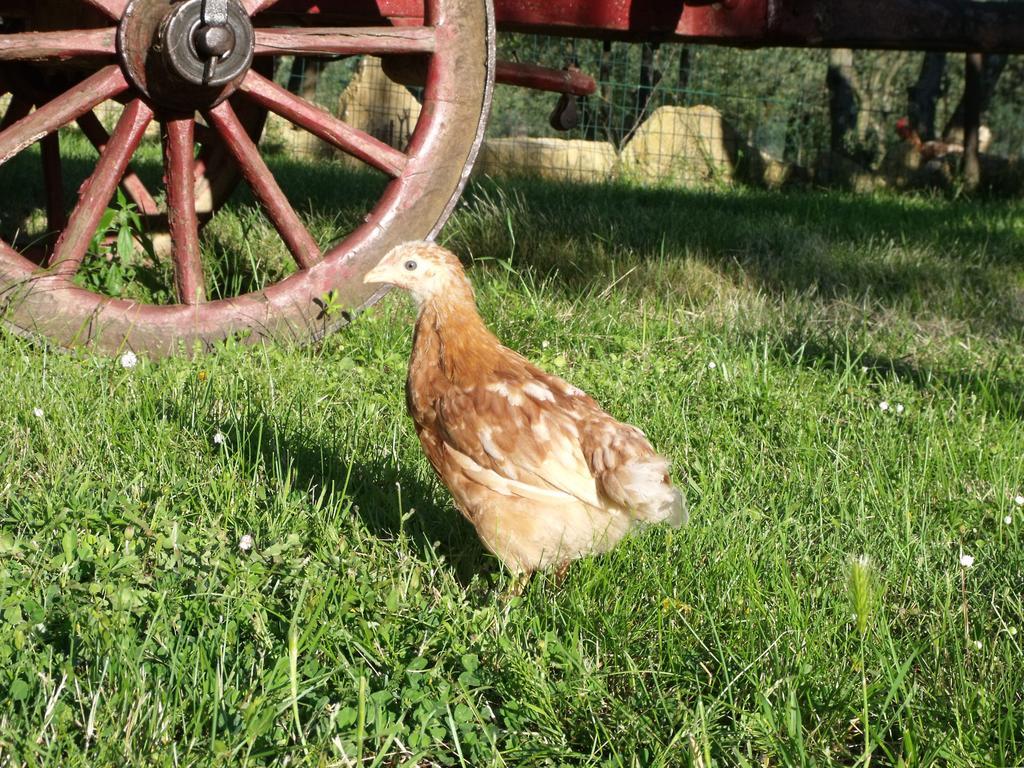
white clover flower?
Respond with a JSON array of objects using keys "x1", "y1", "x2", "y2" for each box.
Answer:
[
  {"x1": 541, "y1": 340, "x2": 550, "y2": 349},
  {"x1": 1005, "y1": 515, "x2": 1013, "y2": 525},
  {"x1": 32, "y1": 407, "x2": 44, "y2": 419},
  {"x1": 1014, "y1": 495, "x2": 1024, "y2": 507},
  {"x1": 895, "y1": 403, "x2": 905, "y2": 414},
  {"x1": 974, "y1": 640, "x2": 982, "y2": 650},
  {"x1": 879, "y1": 401, "x2": 890, "y2": 412},
  {"x1": 119, "y1": 351, "x2": 138, "y2": 369},
  {"x1": 213, "y1": 431, "x2": 226, "y2": 445},
  {"x1": 238, "y1": 534, "x2": 254, "y2": 552},
  {"x1": 959, "y1": 553, "x2": 975, "y2": 568},
  {"x1": 707, "y1": 361, "x2": 717, "y2": 370}
]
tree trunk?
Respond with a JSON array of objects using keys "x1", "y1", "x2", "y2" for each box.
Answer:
[
  {"x1": 962, "y1": 52, "x2": 983, "y2": 191},
  {"x1": 621, "y1": 42, "x2": 661, "y2": 145},
  {"x1": 908, "y1": 52, "x2": 946, "y2": 140},
  {"x1": 942, "y1": 53, "x2": 1007, "y2": 144},
  {"x1": 677, "y1": 46, "x2": 691, "y2": 92},
  {"x1": 827, "y1": 48, "x2": 859, "y2": 156}
]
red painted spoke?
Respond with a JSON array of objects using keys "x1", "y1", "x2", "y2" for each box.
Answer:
[
  {"x1": 206, "y1": 100, "x2": 320, "y2": 271},
  {"x1": 238, "y1": 70, "x2": 406, "y2": 177},
  {"x1": 254, "y1": 27, "x2": 436, "y2": 57},
  {"x1": 40, "y1": 132, "x2": 66, "y2": 234},
  {"x1": 76, "y1": 110, "x2": 160, "y2": 216},
  {"x1": 0, "y1": 65, "x2": 128, "y2": 166},
  {"x1": 162, "y1": 119, "x2": 206, "y2": 304},
  {"x1": 0, "y1": 94, "x2": 32, "y2": 132},
  {"x1": 242, "y1": 0, "x2": 282, "y2": 15},
  {"x1": 0, "y1": 28, "x2": 117, "y2": 61},
  {"x1": 81, "y1": 0, "x2": 127, "y2": 20},
  {"x1": 48, "y1": 99, "x2": 153, "y2": 277}
]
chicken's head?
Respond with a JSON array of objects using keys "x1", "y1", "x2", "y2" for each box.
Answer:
[
  {"x1": 363, "y1": 241, "x2": 473, "y2": 307},
  {"x1": 895, "y1": 117, "x2": 913, "y2": 140}
]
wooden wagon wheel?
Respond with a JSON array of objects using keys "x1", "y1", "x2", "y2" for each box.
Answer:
[{"x1": 0, "y1": 0, "x2": 494, "y2": 355}]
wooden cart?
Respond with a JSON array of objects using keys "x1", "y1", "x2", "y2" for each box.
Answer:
[{"x1": 1, "y1": 0, "x2": 1021, "y2": 355}]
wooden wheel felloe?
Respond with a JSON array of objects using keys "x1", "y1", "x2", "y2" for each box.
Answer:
[{"x1": 0, "y1": 0, "x2": 494, "y2": 355}]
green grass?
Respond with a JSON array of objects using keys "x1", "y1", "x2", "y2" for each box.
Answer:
[{"x1": 2, "y1": 157, "x2": 1024, "y2": 766}]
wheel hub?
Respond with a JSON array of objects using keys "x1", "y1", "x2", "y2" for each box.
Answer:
[
  {"x1": 164, "y1": 0, "x2": 253, "y2": 87},
  {"x1": 118, "y1": 0, "x2": 254, "y2": 110}
]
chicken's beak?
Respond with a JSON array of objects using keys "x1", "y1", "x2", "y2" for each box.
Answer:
[{"x1": 363, "y1": 262, "x2": 393, "y2": 286}]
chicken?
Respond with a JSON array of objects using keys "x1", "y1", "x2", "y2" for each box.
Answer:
[
  {"x1": 363, "y1": 242, "x2": 686, "y2": 575},
  {"x1": 895, "y1": 117, "x2": 991, "y2": 162},
  {"x1": 895, "y1": 118, "x2": 962, "y2": 162}
]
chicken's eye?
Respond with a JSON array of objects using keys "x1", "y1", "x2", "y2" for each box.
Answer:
[{"x1": 404, "y1": 260, "x2": 418, "y2": 272}]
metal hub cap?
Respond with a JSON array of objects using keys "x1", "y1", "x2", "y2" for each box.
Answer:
[
  {"x1": 118, "y1": 0, "x2": 254, "y2": 110},
  {"x1": 163, "y1": 0, "x2": 254, "y2": 87}
]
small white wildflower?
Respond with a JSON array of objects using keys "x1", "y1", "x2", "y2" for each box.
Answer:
[
  {"x1": 861, "y1": 366, "x2": 869, "y2": 373},
  {"x1": 895, "y1": 403, "x2": 905, "y2": 414},
  {"x1": 541, "y1": 340, "x2": 550, "y2": 349},
  {"x1": 32, "y1": 407, "x2": 44, "y2": 419},
  {"x1": 1014, "y1": 495, "x2": 1024, "y2": 507},
  {"x1": 707, "y1": 361, "x2": 717, "y2": 370},
  {"x1": 213, "y1": 431, "x2": 226, "y2": 445},
  {"x1": 119, "y1": 350, "x2": 138, "y2": 369},
  {"x1": 879, "y1": 401, "x2": 890, "y2": 412},
  {"x1": 1005, "y1": 515, "x2": 1013, "y2": 525},
  {"x1": 959, "y1": 553, "x2": 975, "y2": 568},
  {"x1": 974, "y1": 640, "x2": 983, "y2": 650},
  {"x1": 238, "y1": 534, "x2": 254, "y2": 552},
  {"x1": 34, "y1": 623, "x2": 45, "y2": 633},
  {"x1": 1009, "y1": 627, "x2": 1018, "y2": 637}
]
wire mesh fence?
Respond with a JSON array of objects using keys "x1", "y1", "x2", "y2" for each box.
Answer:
[
  {"x1": 260, "y1": 39, "x2": 1024, "y2": 193},
  {"x1": 71, "y1": 40, "x2": 1023, "y2": 194}
]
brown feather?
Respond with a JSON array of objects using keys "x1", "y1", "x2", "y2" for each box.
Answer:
[{"x1": 371, "y1": 242, "x2": 686, "y2": 574}]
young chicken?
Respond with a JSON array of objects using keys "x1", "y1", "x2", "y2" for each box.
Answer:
[
  {"x1": 363, "y1": 242, "x2": 686, "y2": 575},
  {"x1": 895, "y1": 118, "x2": 963, "y2": 162}
]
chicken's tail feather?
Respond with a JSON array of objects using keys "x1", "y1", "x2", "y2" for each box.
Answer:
[{"x1": 603, "y1": 456, "x2": 688, "y2": 526}]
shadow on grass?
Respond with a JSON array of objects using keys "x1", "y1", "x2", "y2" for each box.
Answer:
[
  {"x1": 467, "y1": 174, "x2": 1024, "y2": 263},
  {"x1": 0, "y1": 142, "x2": 387, "y2": 236},
  {"x1": 446, "y1": 175, "x2": 1024, "y2": 416},
  {"x1": 218, "y1": 411, "x2": 490, "y2": 584},
  {"x1": 5, "y1": 138, "x2": 1020, "y2": 310},
  {"x1": 452, "y1": 176, "x2": 1024, "y2": 308},
  {"x1": 0, "y1": 143, "x2": 389, "y2": 300},
  {"x1": 5, "y1": 141, "x2": 1021, "y2": 401}
]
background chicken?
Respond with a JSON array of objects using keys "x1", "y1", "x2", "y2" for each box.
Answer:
[
  {"x1": 894, "y1": 116, "x2": 991, "y2": 161},
  {"x1": 364, "y1": 242, "x2": 686, "y2": 576}
]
